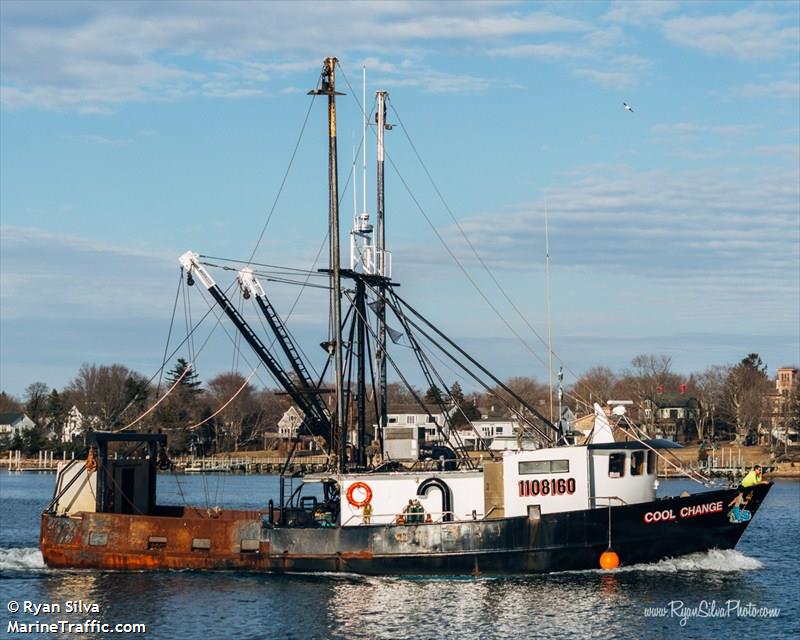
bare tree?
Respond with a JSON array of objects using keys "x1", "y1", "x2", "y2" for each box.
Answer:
[
  {"x1": 385, "y1": 382, "x2": 418, "y2": 406},
  {"x1": 721, "y1": 354, "x2": 771, "y2": 444},
  {"x1": 207, "y1": 372, "x2": 260, "y2": 451},
  {"x1": 66, "y1": 363, "x2": 150, "y2": 429},
  {"x1": 24, "y1": 382, "x2": 50, "y2": 426},
  {"x1": 573, "y1": 366, "x2": 619, "y2": 409},
  {"x1": 0, "y1": 392, "x2": 22, "y2": 414},
  {"x1": 494, "y1": 376, "x2": 551, "y2": 416},
  {"x1": 617, "y1": 355, "x2": 682, "y2": 434},
  {"x1": 688, "y1": 365, "x2": 730, "y2": 441}
]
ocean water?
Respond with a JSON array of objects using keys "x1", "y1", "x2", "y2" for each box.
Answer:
[{"x1": 1, "y1": 472, "x2": 797, "y2": 639}]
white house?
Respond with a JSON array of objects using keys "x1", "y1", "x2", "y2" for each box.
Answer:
[
  {"x1": 380, "y1": 405, "x2": 448, "y2": 460},
  {"x1": 278, "y1": 406, "x2": 304, "y2": 439},
  {"x1": 61, "y1": 406, "x2": 89, "y2": 443},
  {"x1": 0, "y1": 413, "x2": 36, "y2": 438}
]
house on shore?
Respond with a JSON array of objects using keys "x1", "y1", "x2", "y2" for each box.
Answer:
[{"x1": 0, "y1": 413, "x2": 36, "y2": 440}]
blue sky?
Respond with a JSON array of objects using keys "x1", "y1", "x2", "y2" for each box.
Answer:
[{"x1": 1, "y1": 1, "x2": 798, "y2": 398}]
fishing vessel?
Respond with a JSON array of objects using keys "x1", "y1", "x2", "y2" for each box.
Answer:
[{"x1": 40, "y1": 58, "x2": 772, "y2": 575}]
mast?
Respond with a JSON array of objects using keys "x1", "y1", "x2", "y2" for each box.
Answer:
[
  {"x1": 310, "y1": 57, "x2": 346, "y2": 472},
  {"x1": 375, "y1": 90, "x2": 389, "y2": 455}
]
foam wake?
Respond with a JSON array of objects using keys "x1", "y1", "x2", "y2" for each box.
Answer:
[
  {"x1": 0, "y1": 547, "x2": 47, "y2": 571},
  {"x1": 618, "y1": 548, "x2": 762, "y2": 573}
]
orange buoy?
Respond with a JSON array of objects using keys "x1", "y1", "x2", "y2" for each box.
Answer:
[{"x1": 599, "y1": 549, "x2": 620, "y2": 570}]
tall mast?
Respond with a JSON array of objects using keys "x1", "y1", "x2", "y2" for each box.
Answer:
[
  {"x1": 310, "y1": 57, "x2": 346, "y2": 472},
  {"x1": 376, "y1": 90, "x2": 389, "y2": 449},
  {"x1": 361, "y1": 66, "x2": 367, "y2": 227}
]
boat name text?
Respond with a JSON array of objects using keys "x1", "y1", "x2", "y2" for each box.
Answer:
[{"x1": 643, "y1": 501, "x2": 724, "y2": 524}]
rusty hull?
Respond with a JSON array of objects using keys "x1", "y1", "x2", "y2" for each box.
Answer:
[{"x1": 40, "y1": 508, "x2": 272, "y2": 571}]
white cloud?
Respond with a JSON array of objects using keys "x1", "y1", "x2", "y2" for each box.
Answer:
[
  {"x1": 733, "y1": 79, "x2": 800, "y2": 99},
  {"x1": 754, "y1": 144, "x2": 800, "y2": 160},
  {"x1": 603, "y1": 1, "x2": 679, "y2": 25},
  {"x1": 610, "y1": 54, "x2": 651, "y2": 69},
  {"x1": 663, "y1": 9, "x2": 800, "y2": 60},
  {"x1": 0, "y1": 226, "x2": 175, "y2": 319},
  {"x1": 375, "y1": 67, "x2": 506, "y2": 94},
  {"x1": 420, "y1": 166, "x2": 799, "y2": 327},
  {"x1": 573, "y1": 68, "x2": 635, "y2": 89},
  {"x1": 0, "y1": 2, "x2": 592, "y2": 111},
  {"x1": 489, "y1": 43, "x2": 589, "y2": 59},
  {"x1": 65, "y1": 133, "x2": 132, "y2": 146}
]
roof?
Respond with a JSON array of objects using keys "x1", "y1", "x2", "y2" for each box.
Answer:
[
  {"x1": 476, "y1": 406, "x2": 514, "y2": 419},
  {"x1": 387, "y1": 404, "x2": 445, "y2": 415},
  {"x1": 0, "y1": 412, "x2": 26, "y2": 424},
  {"x1": 587, "y1": 439, "x2": 683, "y2": 451},
  {"x1": 652, "y1": 394, "x2": 698, "y2": 409}
]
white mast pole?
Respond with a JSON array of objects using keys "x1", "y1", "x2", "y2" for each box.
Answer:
[
  {"x1": 362, "y1": 66, "x2": 367, "y2": 221},
  {"x1": 351, "y1": 140, "x2": 358, "y2": 269}
]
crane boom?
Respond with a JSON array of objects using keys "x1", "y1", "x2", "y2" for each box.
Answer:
[
  {"x1": 179, "y1": 252, "x2": 332, "y2": 445},
  {"x1": 238, "y1": 267, "x2": 330, "y2": 422}
]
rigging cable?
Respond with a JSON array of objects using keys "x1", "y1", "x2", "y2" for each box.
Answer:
[
  {"x1": 111, "y1": 280, "x2": 244, "y2": 431},
  {"x1": 388, "y1": 289, "x2": 556, "y2": 439},
  {"x1": 386, "y1": 100, "x2": 612, "y2": 415},
  {"x1": 344, "y1": 289, "x2": 475, "y2": 467},
  {"x1": 318, "y1": 62, "x2": 613, "y2": 424},
  {"x1": 186, "y1": 367, "x2": 260, "y2": 431},
  {"x1": 117, "y1": 365, "x2": 192, "y2": 432},
  {"x1": 157, "y1": 269, "x2": 185, "y2": 396},
  {"x1": 384, "y1": 289, "x2": 478, "y2": 464},
  {"x1": 245, "y1": 88, "x2": 318, "y2": 266}
]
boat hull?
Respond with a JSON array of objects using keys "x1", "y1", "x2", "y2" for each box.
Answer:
[{"x1": 40, "y1": 483, "x2": 771, "y2": 574}]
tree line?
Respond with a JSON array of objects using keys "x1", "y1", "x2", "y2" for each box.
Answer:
[{"x1": 1, "y1": 352, "x2": 797, "y2": 456}]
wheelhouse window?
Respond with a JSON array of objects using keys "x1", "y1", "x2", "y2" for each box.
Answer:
[
  {"x1": 647, "y1": 450, "x2": 657, "y2": 475},
  {"x1": 519, "y1": 459, "x2": 570, "y2": 475},
  {"x1": 608, "y1": 453, "x2": 626, "y2": 478},
  {"x1": 631, "y1": 451, "x2": 645, "y2": 476}
]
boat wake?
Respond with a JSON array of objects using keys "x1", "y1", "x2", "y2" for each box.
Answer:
[
  {"x1": 615, "y1": 548, "x2": 763, "y2": 573},
  {"x1": 0, "y1": 547, "x2": 47, "y2": 572}
]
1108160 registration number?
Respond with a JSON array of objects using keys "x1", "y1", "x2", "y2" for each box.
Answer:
[{"x1": 518, "y1": 478, "x2": 576, "y2": 497}]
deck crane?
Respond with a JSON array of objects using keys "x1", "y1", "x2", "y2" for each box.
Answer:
[
  {"x1": 237, "y1": 267, "x2": 331, "y2": 427},
  {"x1": 179, "y1": 251, "x2": 332, "y2": 448}
]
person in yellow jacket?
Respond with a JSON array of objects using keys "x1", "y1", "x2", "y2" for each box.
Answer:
[{"x1": 740, "y1": 464, "x2": 766, "y2": 487}]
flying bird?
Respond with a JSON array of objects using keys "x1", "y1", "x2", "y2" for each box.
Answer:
[{"x1": 623, "y1": 102, "x2": 634, "y2": 113}]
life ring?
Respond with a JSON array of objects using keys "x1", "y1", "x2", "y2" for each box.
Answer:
[{"x1": 346, "y1": 482, "x2": 373, "y2": 508}]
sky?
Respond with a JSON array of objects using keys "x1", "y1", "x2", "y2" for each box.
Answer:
[{"x1": 1, "y1": 0, "x2": 798, "y2": 400}]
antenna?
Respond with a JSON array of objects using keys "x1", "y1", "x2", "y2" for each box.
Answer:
[
  {"x1": 349, "y1": 65, "x2": 373, "y2": 273},
  {"x1": 545, "y1": 192, "x2": 553, "y2": 425},
  {"x1": 362, "y1": 66, "x2": 367, "y2": 224}
]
